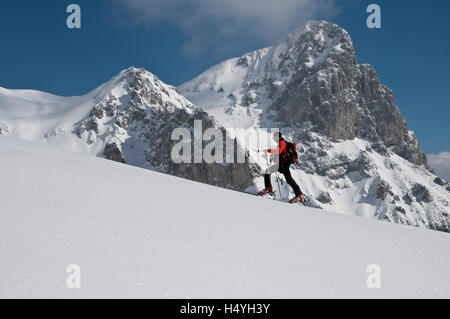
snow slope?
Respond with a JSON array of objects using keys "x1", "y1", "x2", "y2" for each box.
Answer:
[{"x1": 1, "y1": 136, "x2": 449, "y2": 298}]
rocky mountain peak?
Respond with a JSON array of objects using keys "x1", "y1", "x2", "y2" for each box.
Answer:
[
  {"x1": 104, "y1": 67, "x2": 194, "y2": 114},
  {"x1": 287, "y1": 20, "x2": 356, "y2": 72},
  {"x1": 263, "y1": 22, "x2": 429, "y2": 169},
  {"x1": 182, "y1": 20, "x2": 427, "y2": 168}
]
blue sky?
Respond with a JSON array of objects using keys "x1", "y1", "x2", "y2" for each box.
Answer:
[{"x1": 0, "y1": 0, "x2": 449, "y2": 154}]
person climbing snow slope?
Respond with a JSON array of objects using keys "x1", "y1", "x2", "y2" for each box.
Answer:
[{"x1": 258, "y1": 131, "x2": 305, "y2": 204}]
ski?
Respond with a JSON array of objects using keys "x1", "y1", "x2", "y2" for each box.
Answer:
[{"x1": 258, "y1": 192, "x2": 276, "y2": 200}]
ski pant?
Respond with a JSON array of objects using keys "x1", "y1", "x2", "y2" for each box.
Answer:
[{"x1": 263, "y1": 164, "x2": 302, "y2": 197}]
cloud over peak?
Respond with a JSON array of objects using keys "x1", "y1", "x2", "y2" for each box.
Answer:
[{"x1": 113, "y1": 0, "x2": 337, "y2": 55}]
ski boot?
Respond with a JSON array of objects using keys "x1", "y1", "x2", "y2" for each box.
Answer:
[
  {"x1": 289, "y1": 194, "x2": 305, "y2": 204},
  {"x1": 258, "y1": 187, "x2": 274, "y2": 196}
]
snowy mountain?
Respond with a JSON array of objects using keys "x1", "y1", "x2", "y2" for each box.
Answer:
[
  {"x1": 1, "y1": 136, "x2": 449, "y2": 298},
  {"x1": 180, "y1": 21, "x2": 450, "y2": 232},
  {"x1": 0, "y1": 68, "x2": 257, "y2": 191},
  {"x1": 0, "y1": 21, "x2": 449, "y2": 232}
]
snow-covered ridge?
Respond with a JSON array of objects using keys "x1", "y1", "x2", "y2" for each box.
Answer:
[
  {"x1": 0, "y1": 67, "x2": 256, "y2": 190},
  {"x1": 1, "y1": 136, "x2": 449, "y2": 298},
  {"x1": 0, "y1": 67, "x2": 196, "y2": 155},
  {"x1": 0, "y1": 67, "x2": 194, "y2": 147}
]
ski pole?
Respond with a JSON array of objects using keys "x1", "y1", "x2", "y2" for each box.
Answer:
[{"x1": 276, "y1": 172, "x2": 282, "y2": 199}]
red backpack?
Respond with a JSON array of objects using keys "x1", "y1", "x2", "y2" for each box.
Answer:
[{"x1": 285, "y1": 141, "x2": 298, "y2": 164}]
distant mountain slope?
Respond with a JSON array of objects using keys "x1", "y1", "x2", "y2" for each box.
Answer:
[
  {"x1": 180, "y1": 21, "x2": 450, "y2": 232},
  {"x1": 1, "y1": 136, "x2": 449, "y2": 298},
  {"x1": 0, "y1": 68, "x2": 257, "y2": 191}
]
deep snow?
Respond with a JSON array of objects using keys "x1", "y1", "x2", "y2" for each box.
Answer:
[{"x1": 1, "y1": 136, "x2": 449, "y2": 298}]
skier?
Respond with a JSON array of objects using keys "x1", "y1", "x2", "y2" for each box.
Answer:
[{"x1": 258, "y1": 131, "x2": 305, "y2": 204}]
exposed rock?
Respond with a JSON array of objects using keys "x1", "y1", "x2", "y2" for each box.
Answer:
[
  {"x1": 244, "y1": 91, "x2": 258, "y2": 106},
  {"x1": 403, "y1": 193, "x2": 413, "y2": 205},
  {"x1": 90, "y1": 106, "x2": 104, "y2": 119},
  {"x1": 411, "y1": 184, "x2": 432, "y2": 203},
  {"x1": 104, "y1": 143, "x2": 125, "y2": 163},
  {"x1": 376, "y1": 180, "x2": 392, "y2": 200},
  {"x1": 75, "y1": 118, "x2": 99, "y2": 136},
  {"x1": 434, "y1": 177, "x2": 445, "y2": 186},
  {"x1": 317, "y1": 192, "x2": 332, "y2": 204}
]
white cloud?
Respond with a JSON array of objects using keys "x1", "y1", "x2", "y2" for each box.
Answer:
[
  {"x1": 428, "y1": 152, "x2": 450, "y2": 182},
  {"x1": 113, "y1": 0, "x2": 337, "y2": 54}
]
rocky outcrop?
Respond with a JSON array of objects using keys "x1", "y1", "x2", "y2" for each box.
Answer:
[
  {"x1": 317, "y1": 192, "x2": 333, "y2": 204},
  {"x1": 411, "y1": 184, "x2": 432, "y2": 203},
  {"x1": 104, "y1": 143, "x2": 125, "y2": 163},
  {"x1": 434, "y1": 177, "x2": 445, "y2": 186}
]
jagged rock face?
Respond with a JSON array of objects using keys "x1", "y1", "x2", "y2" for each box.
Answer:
[
  {"x1": 267, "y1": 22, "x2": 428, "y2": 168},
  {"x1": 74, "y1": 68, "x2": 257, "y2": 190}
]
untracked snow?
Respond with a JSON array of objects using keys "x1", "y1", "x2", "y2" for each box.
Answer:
[{"x1": 1, "y1": 136, "x2": 449, "y2": 298}]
